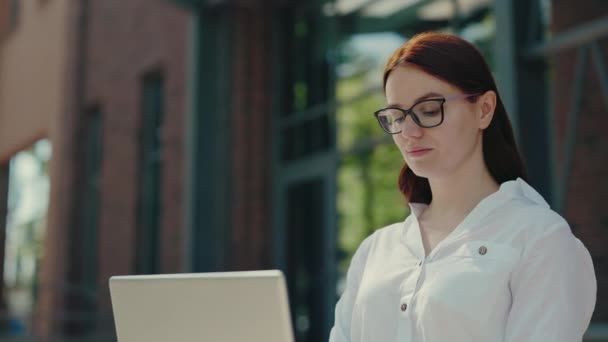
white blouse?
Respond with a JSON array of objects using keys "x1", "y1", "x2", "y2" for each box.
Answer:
[{"x1": 329, "y1": 177, "x2": 596, "y2": 342}]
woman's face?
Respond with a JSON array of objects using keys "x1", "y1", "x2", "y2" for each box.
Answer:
[{"x1": 385, "y1": 64, "x2": 493, "y2": 179}]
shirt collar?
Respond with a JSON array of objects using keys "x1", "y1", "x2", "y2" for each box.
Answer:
[{"x1": 401, "y1": 177, "x2": 549, "y2": 259}]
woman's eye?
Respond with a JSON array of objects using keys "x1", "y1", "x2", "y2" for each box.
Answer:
[{"x1": 423, "y1": 110, "x2": 440, "y2": 116}]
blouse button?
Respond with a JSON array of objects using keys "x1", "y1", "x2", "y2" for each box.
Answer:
[
  {"x1": 400, "y1": 303, "x2": 407, "y2": 312},
  {"x1": 478, "y1": 246, "x2": 488, "y2": 255}
]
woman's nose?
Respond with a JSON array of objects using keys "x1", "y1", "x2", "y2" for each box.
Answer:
[{"x1": 400, "y1": 114, "x2": 423, "y2": 138}]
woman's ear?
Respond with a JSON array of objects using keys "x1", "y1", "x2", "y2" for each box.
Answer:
[{"x1": 478, "y1": 90, "x2": 496, "y2": 130}]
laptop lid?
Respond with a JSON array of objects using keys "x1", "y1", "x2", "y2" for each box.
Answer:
[{"x1": 109, "y1": 270, "x2": 294, "y2": 342}]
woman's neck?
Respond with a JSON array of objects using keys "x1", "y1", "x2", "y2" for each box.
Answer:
[{"x1": 423, "y1": 161, "x2": 499, "y2": 223}]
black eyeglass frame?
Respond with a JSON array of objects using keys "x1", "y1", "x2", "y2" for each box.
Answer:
[{"x1": 373, "y1": 93, "x2": 481, "y2": 134}]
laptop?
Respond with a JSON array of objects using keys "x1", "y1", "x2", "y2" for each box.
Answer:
[{"x1": 109, "y1": 269, "x2": 295, "y2": 342}]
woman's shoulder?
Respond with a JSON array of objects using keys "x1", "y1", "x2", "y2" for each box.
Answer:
[
  {"x1": 498, "y1": 177, "x2": 570, "y2": 236},
  {"x1": 352, "y1": 220, "x2": 407, "y2": 255},
  {"x1": 370, "y1": 220, "x2": 409, "y2": 243},
  {"x1": 499, "y1": 198, "x2": 587, "y2": 259},
  {"x1": 506, "y1": 197, "x2": 570, "y2": 234},
  {"x1": 347, "y1": 221, "x2": 406, "y2": 270}
]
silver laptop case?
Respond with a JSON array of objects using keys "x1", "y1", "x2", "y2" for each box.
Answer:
[{"x1": 109, "y1": 270, "x2": 295, "y2": 342}]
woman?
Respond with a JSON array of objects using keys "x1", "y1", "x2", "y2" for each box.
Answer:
[{"x1": 329, "y1": 32, "x2": 596, "y2": 342}]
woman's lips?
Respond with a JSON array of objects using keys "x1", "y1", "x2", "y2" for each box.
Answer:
[{"x1": 407, "y1": 148, "x2": 432, "y2": 157}]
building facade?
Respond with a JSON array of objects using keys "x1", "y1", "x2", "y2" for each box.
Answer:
[{"x1": 0, "y1": 0, "x2": 606, "y2": 341}]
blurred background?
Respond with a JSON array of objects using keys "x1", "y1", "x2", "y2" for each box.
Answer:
[{"x1": 0, "y1": 0, "x2": 606, "y2": 341}]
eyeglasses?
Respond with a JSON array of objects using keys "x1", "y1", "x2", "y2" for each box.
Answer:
[{"x1": 374, "y1": 93, "x2": 480, "y2": 134}]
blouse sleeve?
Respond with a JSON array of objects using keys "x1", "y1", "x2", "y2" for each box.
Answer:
[
  {"x1": 505, "y1": 218, "x2": 597, "y2": 342},
  {"x1": 329, "y1": 234, "x2": 374, "y2": 342}
]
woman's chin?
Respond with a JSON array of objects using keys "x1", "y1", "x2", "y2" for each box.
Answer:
[
  {"x1": 407, "y1": 164, "x2": 442, "y2": 179},
  {"x1": 408, "y1": 166, "x2": 428, "y2": 178}
]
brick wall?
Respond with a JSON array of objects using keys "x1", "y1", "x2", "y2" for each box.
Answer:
[
  {"x1": 83, "y1": 0, "x2": 190, "y2": 319},
  {"x1": 229, "y1": 3, "x2": 274, "y2": 270},
  {"x1": 0, "y1": 0, "x2": 8, "y2": 38},
  {"x1": 551, "y1": 0, "x2": 608, "y2": 322},
  {"x1": 36, "y1": 0, "x2": 191, "y2": 336},
  {"x1": 35, "y1": 0, "x2": 285, "y2": 335}
]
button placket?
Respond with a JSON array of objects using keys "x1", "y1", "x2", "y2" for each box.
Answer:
[
  {"x1": 412, "y1": 262, "x2": 426, "y2": 291},
  {"x1": 406, "y1": 262, "x2": 429, "y2": 314},
  {"x1": 399, "y1": 259, "x2": 428, "y2": 318},
  {"x1": 399, "y1": 276, "x2": 417, "y2": 300}
]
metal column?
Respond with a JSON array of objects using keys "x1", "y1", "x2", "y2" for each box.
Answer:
[{"x1": 494, "y1": 0, "x2": 553, "y2": 203}]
